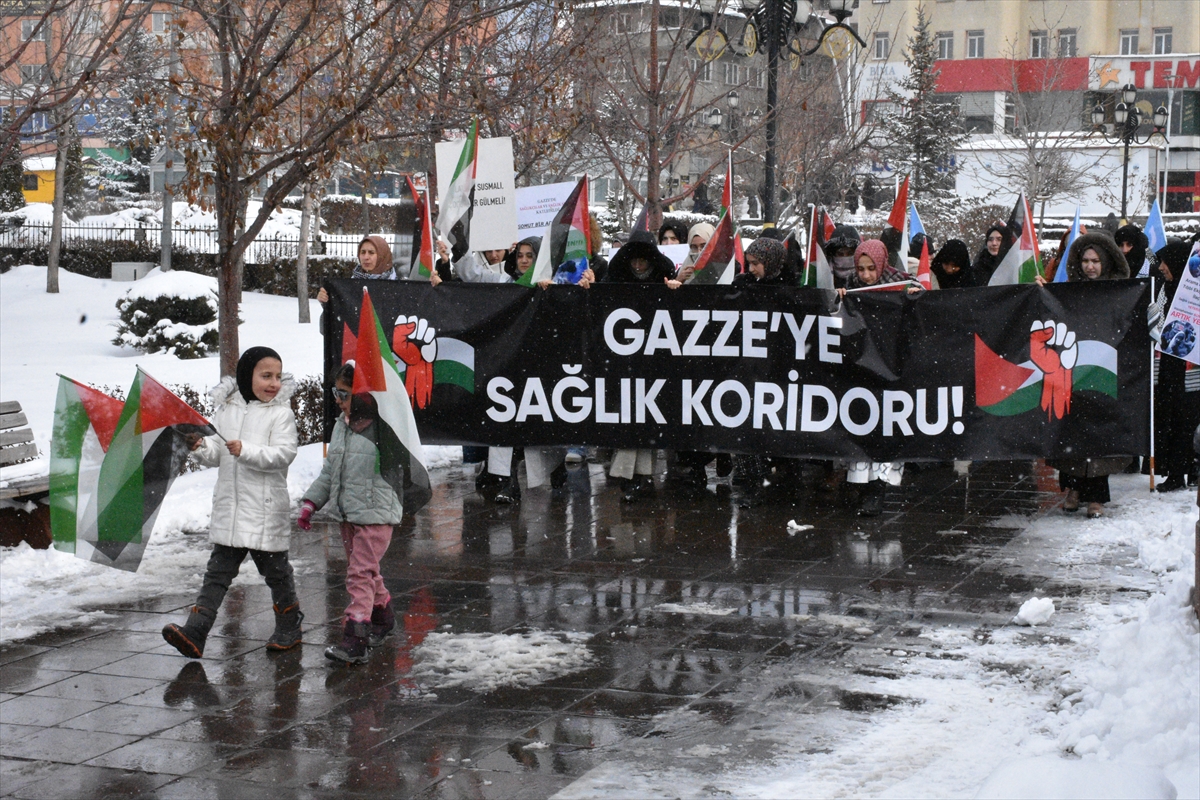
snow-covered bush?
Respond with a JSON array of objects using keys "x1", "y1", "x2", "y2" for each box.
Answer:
[{"x1": 113, "y1": 270, "x2": 219, "y2": 359}]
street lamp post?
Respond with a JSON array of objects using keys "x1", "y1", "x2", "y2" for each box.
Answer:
[
  {"x1": 1091, "y1": 83, "x2": 1168, "y2": 221},
  {"x1": 689, "y1": 0, "x2": 862, "y2": 226}
]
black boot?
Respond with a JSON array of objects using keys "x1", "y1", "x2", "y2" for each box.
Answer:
[
  {"x1": 266, "y1": 602, "x2": 304, "y2": 651},
  {"x1": 368, "y1": 601, "x2": 395, "y2": 647},
  {"x1": 1156, "y1": 476, "x2": 1186, "y2": 493},
  {"x1": 550, "y1": 462, "x2": 569, "y2": 491},
  {"x1": 325, "y1": 620, "x2": 370, "y2": 665},
  {"x1": 495, "y1": 476, "x2": 521, "y2": 504},
  {"x1": 622, "y1": 475, "x2": 654, "y2": 503},
  {"x1": 163, "y1": 606, "x2": 217, "y2": 659},
  {"x1": 857, "y1": 480, "x2": 885, "y2": 517},
  {"x1": 475, "y1": 470, "x2": 504, "y2": 500}
]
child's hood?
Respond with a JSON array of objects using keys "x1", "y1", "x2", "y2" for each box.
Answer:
[{"x1": 209, "y1": 373, "x2": 296, "y2": 410}]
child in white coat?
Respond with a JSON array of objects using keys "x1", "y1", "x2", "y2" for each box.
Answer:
[{"x1": 162, "y1": 347, "x2": 301, "y2": 658}]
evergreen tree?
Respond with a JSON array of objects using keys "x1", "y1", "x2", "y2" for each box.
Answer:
[
  {"x1": 63, "y1": 134, "x2": 86, "y2": 214},
  {"x1": 93, "y1": 29, "x2": 168, "y2": 200},
  {"x1": 878, "y1": 5, "x2": 967, "y2": 230},
  {"x1": 0, "y1": 110, "x2": 26, "y2": 212}
]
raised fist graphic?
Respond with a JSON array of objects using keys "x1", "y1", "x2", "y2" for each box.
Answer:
[
  {"x1": 1029, "y1": 319, "x2": 1077, "y2": 420},
  {"x1": 392, "y1": 315, "x2": 438, "y2": 409}
]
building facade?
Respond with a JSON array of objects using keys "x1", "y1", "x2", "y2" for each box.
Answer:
[{"x1": 849, "y1": 0, "x2": 1199, "y2": 216}]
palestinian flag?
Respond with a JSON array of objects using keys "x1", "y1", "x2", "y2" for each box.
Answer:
[
  {"x1": 86, "y1": 369, "x2": 215, "y2": 571},
  {"x1": 407, "y1": 176, "x2": 435, "y2": 278},
  {"x1": 630, "y1": 203, "x2": 651, "y2": 236},
  {"x1": 49, "y1": 376, "x2": 124, "y2": 557},
  {"x1": 888, "y1": 175, "x2": 909, "y2": 258},
  {"x1": 438, "y1": 120, "x2": 478, "y2": 262},
  {"x1": 989, "y1": 192, "x2": 1042, "y2": 286},
  {"x1": 689, "y1": 208, "x2": 738, "y2": 285},
  {"x1": 519, "y1": 176, "x2": 590, "y2": 286},
  {"x1": 355, "y1": 289, "x2": 432, "y2": 512},
  {"x1": 975, "y1": 335, "x2": 1118, "y2": 417},
  {"x1": 916, "y1": 237, "x2": 932, "y2": 290},
  {"x1": 720, "y1": 150, "x2": 734, "y2": 218},
  {"x1": 802, "y1": 205, "x2": 835, "y2": 289}
]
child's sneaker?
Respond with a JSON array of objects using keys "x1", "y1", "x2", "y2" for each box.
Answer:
[{"x1": 325, "y1": 620, "x2": 370, "y2": 665}]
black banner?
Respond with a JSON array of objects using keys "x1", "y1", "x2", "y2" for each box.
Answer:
[{"x1": 324, "y1": 280, "x2": 1150, "y2": 461}]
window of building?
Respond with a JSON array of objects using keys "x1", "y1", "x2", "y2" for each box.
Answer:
[
  {"x1": 873, "y1": 32, "x2": 890, "y2": 60},
  {"x1": 23, "y1": 174, "x2": 39, "y2": 192},
  {"x1": 753, "y1": 67, "x2": 765, "y2": 89},
  {"x1": 1058, "y1": 28, "x2": 1077, "y2": 58},
  {"x1": 152, "y1": 12, "x2": 170, "y2": 34},
  {"x1": 935, "y1": 31, "x2": 954, "y2": 60},
  {"x1": 1119, "y1": 29, "x2": 1139, "y2": 55},
  {"x1": 21, "y1": 19, "x2": 46, "y2": 41},
  {"x1": 613, "y1": 62, "x2": 631, "y2": 83},
  {"x1": 959, "y1": 92, "x2": 995, "y2": 133},
  {"x1": 1030, "y1": 30, "x2": 1048, "y2": 58},
  {"x1": 645, "y1": 60, "x2": 669, "y2": 82},
  {"x1": 614, "y1": 13, "x2": 631, "y2": 34},
  {"x1": 723, "y1": 62, "x2": 740, "y2": 84},
  {"x1": 20, "y1": 64, "x2": 48, "y2": 84},
  {"x1": 966, "y1": 30, "x2": 984, "y2": 59},
  {"x1": 1153, "y1": 27, "x2": 1172, "y2": 55},
  {"x1": 688, "y1": 59, "x2": 712, "y2": 83}
]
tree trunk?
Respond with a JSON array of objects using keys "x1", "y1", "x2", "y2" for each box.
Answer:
[
  {"x1": 215, "y1": 155, "x2": 244, "y2": 376},
  {"x1": 360, "y1": 171, "x2": 371, "y2": 237},
  {"x1": 46, "y1": 116, "x2": 68, "y2": 294},
  {"x1": 296, "y1": 184, "x2": 312, "y2": 324}
]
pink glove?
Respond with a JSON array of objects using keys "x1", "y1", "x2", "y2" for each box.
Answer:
[{"x1": 297, "y1": 501, "x2": 316, "y2": 531}]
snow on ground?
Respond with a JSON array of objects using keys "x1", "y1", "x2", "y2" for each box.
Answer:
[
  {"x1": 556, "y1": 479, "x2": 1199, "y2": 800},
  {"x1": 411, "y1": 631, "x2": 593, "y2": 693},
  {"x1": 0, "y1": 265, "x2": 461, "y2": 640}
]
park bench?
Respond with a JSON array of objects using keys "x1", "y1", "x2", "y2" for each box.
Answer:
[{"x1": 0, "y1": 400, "x2": 51, "y2": 547}]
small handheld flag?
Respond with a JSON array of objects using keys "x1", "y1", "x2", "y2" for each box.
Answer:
[
  {"x1": 909, "y1": 203, "x2": 925, "y2": 245},
  {"x1": 519, "y1": 176, "x2": 591, "y2": 287},
  {"x1": 407, "y1": 176, "x2": 435, "y2": 278},
  {"x1": 916, "y1": 237, "x2": 931, "y2": 290},
  {"x1": 438, "y1": 120, "x2": 479, "y2": 262},
  {"x1": 989, "y1": 192, "x2": 1042, "y2": 285}
]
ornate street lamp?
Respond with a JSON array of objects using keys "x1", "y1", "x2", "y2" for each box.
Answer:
[
  {"x1": 1091, "y1": 83, "x2": 1168, "y2": 220},
  {"x1": 688, "y1": 0, "x2": 864, "y2": 225}
]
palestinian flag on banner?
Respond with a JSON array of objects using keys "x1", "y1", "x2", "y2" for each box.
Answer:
[
  {"x1": 689, "y1": 208, "x2": 739, "y2": 285},
  {"x1": 49, "y1": 376, "x2": 124, "y2": 557},
  {"x1": 407, "y1": 176, "x2": 435, "y2": 278},
  {"x1": 975, "y1": 334, "x2": 1117, "y2": 418},
  {"x1": 802, "y1": 205, "x2": 835, "y2": 289},
  {"x1": 86, "y1": 369, "x2": 215, "y2": 571},
  {"x1": 519, "y1": 176, "x2": 590, "y2": 286},
  {"x1": 354, "y1": 289, "x2": 432, "y2": 512},
  {"x1": 988, "y1": 192, "x2": 1042, "y2": 285},
  {"x1": 438, "y1": 119, "x2": 478, "y2": 262},
  {"x1": 916, "y1": 237, "x2": 932, "y2": 290}
]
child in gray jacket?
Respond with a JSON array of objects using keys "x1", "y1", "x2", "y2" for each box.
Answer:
[{"x1": 298, "y1": 362, "x2": 404, "y2": 665}]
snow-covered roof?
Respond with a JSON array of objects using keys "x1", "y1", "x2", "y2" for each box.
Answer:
[{"x1": 23, "y1": 156, "x2": 55, "y2": 173}]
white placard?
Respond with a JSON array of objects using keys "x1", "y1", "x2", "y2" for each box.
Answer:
[
  {"x1": 434, "y1": 135, "x2": 517, "y2": 252},
  {"x1": 515, "y1": 182, "x2": 577, "y2": 242},
  {"x1": 1158, "y1": 241, "x2": 1200, "y2": 365}
]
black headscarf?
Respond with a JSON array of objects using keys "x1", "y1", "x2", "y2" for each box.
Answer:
[
  {"x1": 971, "y1": 222, "x2": 1009, "y2": 286},
  {"x1": 1114, "y1": 224, "x2": 1149, "y2": 275},
  {"x1": 879, "y1": 227, "x2": 904, "y2": 269},
  {"x1": 236, "y1": 346, "x2": 282, "y2": 403},
  {"x1": 504, "y1": 236, "x2": 542, "y2": 280},
  {"x1": 1156, "y1": 239, "x2": 1190, "y2": 304},
  {"x1": 931, "y1": 239, "x2": 972, "y2": 289},
  {"x1": 908, "y1": 232, "x2": 934, "y2": 260},
  {"x1": 658, "y1": 220, "x2": 689, "y2": 246},
  {"x1": 605, "y1": 231, "x2": 676, "y2": 283}
]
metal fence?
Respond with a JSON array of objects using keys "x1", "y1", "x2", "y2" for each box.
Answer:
[{"x1": 0, "y1": 223, "x2": 370, "y2": 263}]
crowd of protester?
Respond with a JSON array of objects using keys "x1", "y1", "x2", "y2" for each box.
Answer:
[{"x1": 325, "y1": 211, "x2": 1199, "y2": 518}]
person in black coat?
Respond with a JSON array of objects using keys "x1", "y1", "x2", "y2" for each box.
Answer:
[
  {"x1": 658, "y1": 220, "x2": 689, "y2": 247},
  {"x1": 605, "y1": 231, "x2": 679, "y2": 285},
  {"x1": 824, "y1": 224, "x2": 862, "y2": 289},
  {"x1": 931, "y1": 239, "x2": 973, "y2": 289},
  {"x1": 971, "y1": 222, "x2": 1008, "y2": 286},
  {"x1": 1114, "y1": 223, "x2": 1156, "y2": 277},
  {"x1": 1153, "y1": 239, "x2": 1198, "y2": 492}
]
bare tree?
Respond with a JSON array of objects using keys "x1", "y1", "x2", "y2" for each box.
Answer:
[{"x1": 165, "y1": 0, "x2": 532, "y2": 375}]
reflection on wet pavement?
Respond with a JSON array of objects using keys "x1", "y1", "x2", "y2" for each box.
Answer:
[{"x1": 0, "y1": 459, "x2": 1064, "y2": 798}]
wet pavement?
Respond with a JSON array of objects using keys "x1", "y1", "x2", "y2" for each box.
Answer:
[{"x1": 0, "y1": 458, "x2": 1068, "y2": 798}]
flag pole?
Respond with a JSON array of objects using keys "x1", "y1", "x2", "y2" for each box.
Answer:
[{"x1": 1148, "y1": 276, "x2": 1156, "y2": 492}]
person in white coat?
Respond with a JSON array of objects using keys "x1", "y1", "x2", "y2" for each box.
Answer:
[{"x1": 162, "y1": 347, "x2": 301, "y2": 658}]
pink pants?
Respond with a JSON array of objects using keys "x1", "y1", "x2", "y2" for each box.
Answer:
[{"x1": 339, "y1": 522, "x2": 393, "y2": 623}]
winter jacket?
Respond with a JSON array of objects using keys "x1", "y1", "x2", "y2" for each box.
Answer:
[
  {"x1": 931, "y1": 239, "x2": 973, "y2": 289},
  {"x1": 604, "y1": 232, "x2": 677, "y2": 283},
  {"x1": 1066, "y1": 232, "x2": 1129, "y2": 282},
  {"x1": 194, "y1": 376, "x2": 299, "y2": 552},
  {"x1": 302, "y1": 416, "x2": 404, "y2": 526},
  {"x1": 970, "y1": 223, "x2": 1009, "y2": 286}
]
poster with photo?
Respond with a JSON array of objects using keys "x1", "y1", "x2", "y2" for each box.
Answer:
[{"x1": 1158, "y1": 241, "x2": 1200, "y2": 365}]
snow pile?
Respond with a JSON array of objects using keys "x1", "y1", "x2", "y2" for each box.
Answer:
[
  {"x1": 0, "y1": 202, "x2": 64, "y2": 226},
  {"x1": 121, "y1": 268, "x2": 218, "y2": 302},
  {"x1": 974, "y1": 757, "x2": 1177, "y2": 799},
  {"x1": 411, "y1": 631, "x2": 592, "y2": 692},
  {"x1": 114, "y1": 269, "x2": 219, "y2": 358},
  {"x1": 1054, "y1": 498, "x2": 1198, "y2": 798},
  {"x1": 78, "y1": 207, "x2": 158, "y2": 228},
  {"x1": 1014, "y1": 596, "x2": 1056, "y2": 626}
]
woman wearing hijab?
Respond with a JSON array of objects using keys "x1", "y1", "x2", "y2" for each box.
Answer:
[
  {"x1": 1041, "y1": 232, "x2": 1131, "y2": 517},
  {"x1": 1114, "y1": 223, "x2": 1156, "y2": 277},
  {"x1": 1152, "y1": 239, "x2": 1198, "y2": 492},
  {"x1": 735, "y1": 237, "x2": 791, "y2": 286},
  {"x1": 658, "y1": 220, "x2": 689, "y2": 247},
  {"x1": 824, "y1": 225, "x2": 862, "y2": 289},
  {"x1": 604, "y1": 232, "x2": 681, "y2": 501},
  {"x1": 930, "y1": 239, "x2": 973, "y2": 289},
  {"x1": 676, "y1": 221, "x2": 715, "y2": 283},
  {"x1": 971, "y1": 223, "x2": 1008, "y2": 286}
]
